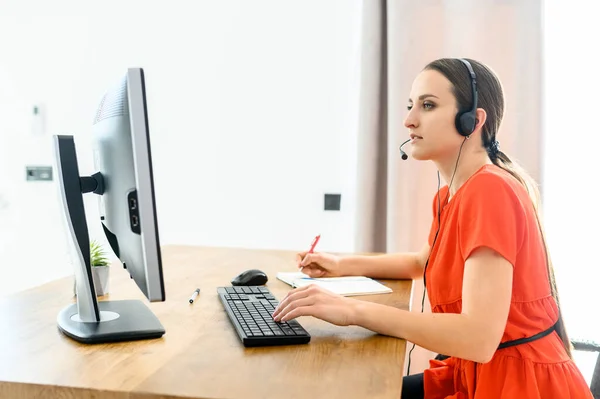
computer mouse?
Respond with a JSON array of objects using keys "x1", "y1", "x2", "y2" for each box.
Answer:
[{"x1": 231, "y1": 269, "x2": 269, "y2": 286}]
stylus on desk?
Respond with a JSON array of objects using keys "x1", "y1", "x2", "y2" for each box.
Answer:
[{"x1": 189, "y1": 288, "x2": 200, "y2": 303}]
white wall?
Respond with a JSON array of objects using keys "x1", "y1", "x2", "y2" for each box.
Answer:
[
  {"x1": 0, "y1": 0, "x2": 363, "y2": 294},
  {"x1": 542, "y1": 2, "x2": 600, "y2": 340},
  {"x1": 543, "y1": 2, "x2": 600, "y2": 384}
]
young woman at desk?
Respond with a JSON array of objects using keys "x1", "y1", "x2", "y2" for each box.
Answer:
[{"x1": 272, "y1": 58, "x2": 593, "y2": 398}]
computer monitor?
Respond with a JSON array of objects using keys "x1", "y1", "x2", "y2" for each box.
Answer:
[{"x1": 53, "y1": 68, "x2": 166, "y2": 344}]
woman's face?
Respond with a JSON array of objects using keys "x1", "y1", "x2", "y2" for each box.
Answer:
[{"x1": 404, "y1": 69, "x2": 465, "y2": 161}]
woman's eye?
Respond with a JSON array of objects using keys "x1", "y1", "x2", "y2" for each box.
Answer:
[
  {"x1": 423, "y1": 102, "x2": 435, "y2": 109},
  {"x1": 407, "y1": 104, "x2": 413, "y2": 111}
]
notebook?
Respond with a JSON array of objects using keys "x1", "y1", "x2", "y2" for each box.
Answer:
[{"x1": 276, "y1": 271, "x2": 392, "y2": 297}]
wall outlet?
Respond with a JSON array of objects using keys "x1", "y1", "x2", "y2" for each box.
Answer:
[
  {"x1": 324, "y1": 193, "x2": 341, "y2": 211},
  {"x1": 26, "y1": 166, "x2": 53, "y2": 181}
]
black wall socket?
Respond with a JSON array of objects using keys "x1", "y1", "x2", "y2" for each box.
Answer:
[{"x1": 324, "y1": 194, "x2": 341, "y2": 211}]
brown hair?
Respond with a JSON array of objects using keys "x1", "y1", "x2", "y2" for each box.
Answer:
[{"x1": 424, "y1": 58, "x2": 572, "y2": 358}]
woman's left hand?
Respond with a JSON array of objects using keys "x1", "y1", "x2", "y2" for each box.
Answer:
[{"x1": 272, "y1": 284, "x2": 358, "y2": 326}]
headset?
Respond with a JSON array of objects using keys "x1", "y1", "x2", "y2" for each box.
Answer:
[
  {"x1": 455, "y1": 58, "x2": 478, "y2": 137},
  {"x1": 403, "y1": 58, "x2": 478, "y2": 375}
]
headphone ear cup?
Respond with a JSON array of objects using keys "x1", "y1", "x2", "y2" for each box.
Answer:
[
  {"x1": 457, "y1": 111, "x2": 476, "y2": 137},
  {"x1": 455, "y1": 112, "x2": 465, "y2": 136}
]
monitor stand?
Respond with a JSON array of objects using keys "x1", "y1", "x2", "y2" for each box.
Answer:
[
  {"x1": 54, "y1": 135, "x2": 165, "y2": 344},
  {"x1": 57, "y1": 300, "x2": 165, "y2": 344}
]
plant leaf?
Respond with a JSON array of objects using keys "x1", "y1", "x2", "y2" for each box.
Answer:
[{"x1": 90, "y1": 239, "x2": 110, "y2": 267}]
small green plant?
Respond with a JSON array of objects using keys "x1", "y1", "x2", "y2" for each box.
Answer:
[{"x1": 90, "y1": 240, "x2": 110, "y2": 267}]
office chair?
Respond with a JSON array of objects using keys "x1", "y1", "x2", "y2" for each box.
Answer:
[{"x1": 571, "y1": 338, "x2": 600, "y2": 398}]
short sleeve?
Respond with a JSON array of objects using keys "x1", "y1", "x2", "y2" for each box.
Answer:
[{"x1": 458, "y1": 174, "x2": 525, "y2": 266}]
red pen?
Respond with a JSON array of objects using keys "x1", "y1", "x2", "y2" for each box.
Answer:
[
  {"x1": 300, "y1": 234, "x2": 320, "y2": 271},
  {"x1": 308, "y1": 234, "x2": 320, "y2": 253}
]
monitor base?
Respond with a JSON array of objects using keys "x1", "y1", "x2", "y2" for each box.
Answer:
[{"x1": 57, "y1": 300, "x2": 165, "y2": 344}]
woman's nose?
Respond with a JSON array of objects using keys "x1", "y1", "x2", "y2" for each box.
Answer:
[{"x1": 404, "y1": 109, "x2": 418, "y2": 129}]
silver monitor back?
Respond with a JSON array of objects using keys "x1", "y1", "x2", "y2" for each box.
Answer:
[
  {"x1": 53, "y1": 68, "x2": 165, "y2": 344},
  {"x1": 92, "y1": 68, "x2": 165, "y2": 302}
]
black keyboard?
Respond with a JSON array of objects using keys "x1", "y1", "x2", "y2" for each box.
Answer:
[{"x1": 217, "y1": 286, "x2": 311, "y2": 347}]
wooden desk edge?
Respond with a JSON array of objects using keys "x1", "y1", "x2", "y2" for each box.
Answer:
[{"x1": 0, "y1": 381, "x2": 200, "y2": 399}]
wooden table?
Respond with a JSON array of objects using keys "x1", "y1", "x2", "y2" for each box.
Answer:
[{"x1": 0, "y1": 245, "x2": 411, "y2": 399}]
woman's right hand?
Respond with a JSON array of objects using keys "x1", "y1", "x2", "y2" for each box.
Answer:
[{"x1": 296, "y1": 251, "x2": 343, "y2": 277}]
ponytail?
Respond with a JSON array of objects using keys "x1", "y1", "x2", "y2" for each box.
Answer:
[{"x1": 492, "y1": 151, "x2": 573, "y2": 359}]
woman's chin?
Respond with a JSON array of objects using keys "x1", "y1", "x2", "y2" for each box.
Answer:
[{"x1": 410, "y1": 149, "x2": 429, "y2": 161}]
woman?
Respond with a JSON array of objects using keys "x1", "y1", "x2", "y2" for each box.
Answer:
[{"x1": 272, "y1": 58, "x2": 593, "y2": 398}]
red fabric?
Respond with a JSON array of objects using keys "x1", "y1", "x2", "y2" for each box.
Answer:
[{"x1": 422, "y1": 164, "x2": 592, "y2": 398}]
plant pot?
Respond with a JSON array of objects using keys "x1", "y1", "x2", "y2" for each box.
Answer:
[
  {"x1": 91, "y1": 266, "x2": 110, "y2": 296},
  {"x1": 72, "y1": 266, "x2": 110, "y2": 297}
]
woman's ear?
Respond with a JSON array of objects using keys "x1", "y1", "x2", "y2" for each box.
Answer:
[{"x1": 475, "y1": 108, "x2": 487, "y2": 131}]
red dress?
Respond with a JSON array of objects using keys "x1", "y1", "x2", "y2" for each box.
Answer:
[{"x1": 422, "y1": 164, "x2": 593, "y2": 398}]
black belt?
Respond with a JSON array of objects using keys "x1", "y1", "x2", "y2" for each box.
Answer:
[
  {"x1": 497, "y1": 321, "x2": 558, "y2": 349},
  {"x1": 435, "y1": 321, "x2": 558, "y2": 362}
]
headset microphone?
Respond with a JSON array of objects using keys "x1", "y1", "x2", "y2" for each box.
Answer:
[{"x1": 399, "y1": 138, "x2": 410, "y2": 160}]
